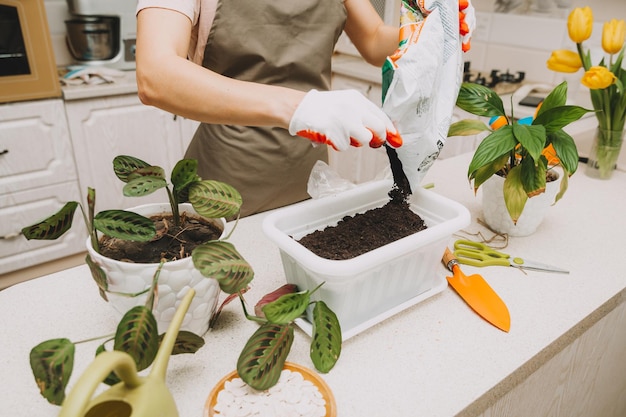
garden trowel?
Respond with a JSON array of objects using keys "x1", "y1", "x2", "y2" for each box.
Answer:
[{"x1": 442, "y1": 248, "x2": 511, "y2": 332}]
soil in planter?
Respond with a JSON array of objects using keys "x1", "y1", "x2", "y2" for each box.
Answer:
[
  {"x1": 98, "y1": 212, "x2": 223, "y2": 263},
  {"x1": 297, "y1": 196, "x2": 427, "y2": 260}
]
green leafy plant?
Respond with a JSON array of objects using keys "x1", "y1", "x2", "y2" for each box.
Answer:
[
  {"x1": 22, "y1": 155, "x2": 253, "y2": 298},
  {"x1": 22, "y1": 155, "x2": 243, "y2": 254},
  {"x1": 237, "y1": 284, "x2": 342, "y2": 390},
  {"x1": 22, "y1": 156, "x2": 255, "y2": 405},
  {"x1": 29, "y1": 263, "x2": 205, "y2": 405},
  {"x1": 449, "y1": 81, "x2": 593, "y2": 222}
]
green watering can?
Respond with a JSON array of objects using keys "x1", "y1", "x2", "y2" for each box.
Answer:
[{"x1": 58, "y1": 289, "x2": 196, "y2": 417}]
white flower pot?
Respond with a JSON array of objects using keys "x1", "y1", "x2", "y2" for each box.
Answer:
[
  {"x1": 262, "y1": 180, "x2": 470, "y2": 339},
  {"x1": 481, "y1": 170, "x2": 562, "y2": 237},
  {"x1": 86, "y1": 203, "x2": 224, "y2": 335}
]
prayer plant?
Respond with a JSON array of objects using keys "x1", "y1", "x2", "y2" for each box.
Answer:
[{"x1": 23, "y1": 156, "x2": 341, "y2": 406}]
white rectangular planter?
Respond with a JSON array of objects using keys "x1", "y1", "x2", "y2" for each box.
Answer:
[{"x1": 262, "y1": 180, "x2": 470, "y2": 339}]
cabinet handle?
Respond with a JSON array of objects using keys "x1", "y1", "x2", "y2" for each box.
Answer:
[{"x1": 0, "y1": 149, "x2": 8, "y2": 156}]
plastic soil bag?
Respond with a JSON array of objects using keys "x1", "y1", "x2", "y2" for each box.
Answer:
[{"x1": 382, "y1": 0, "x2": 466, "y2": 195}]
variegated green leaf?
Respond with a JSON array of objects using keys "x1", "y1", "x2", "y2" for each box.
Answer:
[
  {"x1": 85, "y1": 254, "x2": 108, "y2": 301},
  {"x1": 113, "y1": 155, "x2": 151, "y2": 183},
  {"x1": 171, "y1": 159, "x2": 199, "y2": 192},
  {"x1": 93, "y1": 210, "x2": 156, "y2": 241},
  {"x1": 188, "y1": 181, "x2": 242, "y2": 218},
  {"x1": 262, "y1": 291, "x2": 310, "y2": 324},
  {"x1": 113, "y1": 306, "x2": 159, "y2": 371},
  {"x1": 164, "y1": 330, "x2": 206, "y2": 355},
  {"x1": 237, "y1": 323, "x2": 294, "y2": 390},
  {"x1": 29, "y1": 338, "x2": 75, "y2": 405},
  {"x1": 192, "y1": 241, "x2": 254, "y2": 294},
  {"x1": 123, "y1": 175, "x2": 168, "y2": 197},
  {"x1": 21, "y1": 202, "x2": 79, "y2": 240},
  {"x1": 254, "y1": 284, "x2": 299, "y2": 318},
  {"x1": 310, "y1": 301, "x2": 342, "y2": 373}
]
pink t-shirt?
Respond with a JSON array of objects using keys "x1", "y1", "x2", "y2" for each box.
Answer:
[{"x1": 136, "y1": 0, "x2": 218, "y2": 64}]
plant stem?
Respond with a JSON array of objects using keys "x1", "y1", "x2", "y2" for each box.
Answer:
[
  {"x1": 74, "y1": 334, "x2": 114, "y2": 345},
  {"x1": 166, "y1": 187, "x2": 180, "y2": 227},
  {"x1": 78, "y1": 203, "x2": 99, "y2": 253}
]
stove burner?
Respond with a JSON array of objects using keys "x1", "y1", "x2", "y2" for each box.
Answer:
[{"x1": 463, "y1": 62, "x2": 525, "y2": 88}]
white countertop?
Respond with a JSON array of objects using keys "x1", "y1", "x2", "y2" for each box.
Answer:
[{"x1": 1, "y1": 152, "x2": 625, "y2": 417}]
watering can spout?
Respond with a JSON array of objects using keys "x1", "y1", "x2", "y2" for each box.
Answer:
[{"x1": 58, "y1": 289, "x2": 197, "y2": 417}]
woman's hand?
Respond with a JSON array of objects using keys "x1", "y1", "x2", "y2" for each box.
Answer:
[{"x1": 288, "y1": 89, "x2": 402, "y2": 151}]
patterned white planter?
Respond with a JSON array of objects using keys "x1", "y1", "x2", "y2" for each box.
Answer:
[
  {"x1": 481, "y1": 169, "x2": 562, "y2": 237},
  {"x1": 86, "y1": 203, "x2": 223, "y2": 335}
]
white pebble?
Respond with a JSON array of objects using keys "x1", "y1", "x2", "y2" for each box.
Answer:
[{"x1": 213, "y1": 370, "x2": 327, "y2": 417}]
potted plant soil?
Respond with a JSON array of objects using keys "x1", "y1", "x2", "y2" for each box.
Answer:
[{"x1": 448, "y1": 81, "x2": 593, "y2": 236}]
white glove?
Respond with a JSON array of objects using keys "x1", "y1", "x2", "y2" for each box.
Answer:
[{"x1": 289, "y1": 89, "x2": 402, "y2": 152}]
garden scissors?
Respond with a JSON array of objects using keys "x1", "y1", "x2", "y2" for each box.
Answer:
[{"x1": 453, "y1": 239, "x2": 569, "y2": 274}]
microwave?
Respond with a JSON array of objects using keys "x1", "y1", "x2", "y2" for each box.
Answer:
[
  {"x1": 335, "y1": 0, "x2": 402, "y2": 56},
  {"x1": 0, "y1": 0, "x2": 61, "y2": 104}
]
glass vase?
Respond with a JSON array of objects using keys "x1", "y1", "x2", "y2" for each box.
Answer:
[{"x1": 585, "y1": 127, "x2": 625, "y2": 179}]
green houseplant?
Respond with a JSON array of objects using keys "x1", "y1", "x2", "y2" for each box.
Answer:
[
  {"x1": 23, "y1": 155, "x2": 342, "y2": 406},
  {"x1": 23, "y1": 155, "x2": 253, "y2": 405},
  {"x1": 449, "y1": 81, "x2": 593, "y2": 227},
  {"x1": 22, "y1": 155, "x2": 252, "y2": 335}
]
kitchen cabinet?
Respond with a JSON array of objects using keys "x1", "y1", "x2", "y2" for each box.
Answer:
[
  {"x1": 65, "y1": 94, "x2": 197, "y2": 211},
  {"x1": 0, "y1": 99, "x2": 86, "y2": 278}
]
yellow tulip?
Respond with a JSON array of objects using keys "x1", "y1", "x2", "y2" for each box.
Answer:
[
  {"x1": 602, "y1": 19, "x2": 626, "y2": 54},
  {"x1": 546, "y1": 50, "x2": 583, "y2": 73},
  {"x1": 581, "y1": 66, "x2": 617, "y2": 89},
  {"x1": 567, "y1": 7, "x2": 593, "y2": 43}
]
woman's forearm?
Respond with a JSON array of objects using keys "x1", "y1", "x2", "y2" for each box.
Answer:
[
  {"x1": 135, "y1": 8, "x2": 305, "y2": 128},
  {"x1": 137, "y1": 57, "x2": 304, "y2": 128}
]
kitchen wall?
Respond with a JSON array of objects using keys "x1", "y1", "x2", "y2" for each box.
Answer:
[
  {"x1": 45, "y1": 0, "x2": 624, "y2": 76},
  {"x1": 467, "y1": 0, "x2": 625, "y2": 89},
  {"x1": 43, "y1": 0, "x2": 75, "y2": 68}
]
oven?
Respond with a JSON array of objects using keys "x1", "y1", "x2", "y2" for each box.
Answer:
[{"x1": 0, "y1": 0, "x2": 61, "y2": 104}]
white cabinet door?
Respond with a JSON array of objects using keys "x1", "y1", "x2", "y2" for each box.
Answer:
[
  {"x1": 66, "y1": 94, "x2": 186, "y2": 211},
  {"x1": 0, "y1": 99, "x2": 77, "y2": 194},
  {"x1": 0, "y1": 99, "x2": 85, "y2": 276},
  {"x1": 0, "y1": 183, "x2": 87, "y2": 276}
]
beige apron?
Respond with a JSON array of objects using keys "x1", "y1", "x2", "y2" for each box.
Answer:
[{"x1": 185, "y1": 0, "x2": 347, "y2": 217}]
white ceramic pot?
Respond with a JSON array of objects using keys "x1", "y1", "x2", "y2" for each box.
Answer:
[
  {"x1": 86, "y1": 203, "x2": 224, "y2": 335},
  {"x1": 481, "y1": 169, "x2": 562, "y2": 237}
]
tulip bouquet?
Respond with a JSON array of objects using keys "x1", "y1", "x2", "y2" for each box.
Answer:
[{"x1": 547, "y1": 7, "x2": 626, "y2": 177}]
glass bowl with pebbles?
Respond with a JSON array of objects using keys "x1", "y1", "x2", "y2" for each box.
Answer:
[{"x1": 205, "y1": 362, "x2": 336, "y2": 417}]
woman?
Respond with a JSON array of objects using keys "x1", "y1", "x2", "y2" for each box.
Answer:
[{"x1": 136, "y1": 0, "x2": 409, "y2": 216}]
